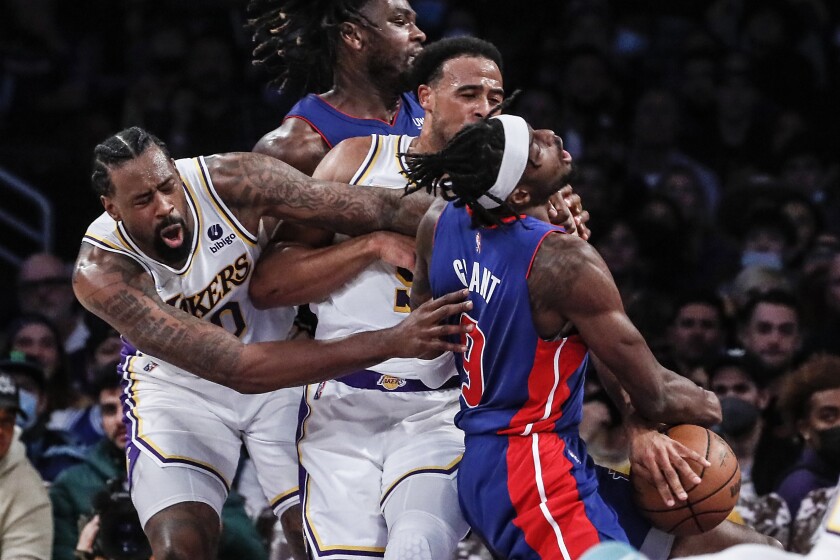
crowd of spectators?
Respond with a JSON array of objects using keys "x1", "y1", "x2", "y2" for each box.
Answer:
[{"x1": 2, "y1": 0, "x2": 840, "y2": 558}]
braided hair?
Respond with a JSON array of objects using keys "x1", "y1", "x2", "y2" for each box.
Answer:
[
  {"x1": 248, "y1": 0, "x2": 371, "y2": 96},
  {"x1": 91, "y1": 127, "x2": 169, "y2": 196},
  {"x1": 403, "y1": 96, "x2": 521, "y2": 227}
]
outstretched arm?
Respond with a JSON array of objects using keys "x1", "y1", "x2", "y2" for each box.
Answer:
[
  {"x1": 205, "y1": 152, "x2": 434, "y2": 238},
  {"x1": 250, "y1": 137, "x2": 416, "y2": 308},
  {"x1": 528, "y1": 233, "x2": 721, "y2": 426},
  {"x1": 73, "y1": 243, "x2": 470, "y2": 393}
]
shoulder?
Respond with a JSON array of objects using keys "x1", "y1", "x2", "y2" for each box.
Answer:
[
  {"x1": 312, "y1": 136, "x2": 375, "y2": 182},
  {"x1": 529, "y1": 232, "x2": 611, "y2": 303},
  {"x1": 253, "y1": 117, "x2": 329, "y2": 175}
]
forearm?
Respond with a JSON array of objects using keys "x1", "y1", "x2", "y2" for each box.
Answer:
[
  {"x1": 209, "y1": 153, "x2": 433, "y2": 237},
  {"x1": 251, "y1": 236, "x2": 382, "y2": 308},
  {"x1": 234, "y1": 330, "x2": 400, "y2": 393},
  {"x1": 656, "y1": 371, "x2": 722, "y2": 426}
]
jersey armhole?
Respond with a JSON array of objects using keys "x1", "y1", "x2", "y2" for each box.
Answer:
[{"x1": 526, "y1": 230, "x2": 562, "y2": 279}]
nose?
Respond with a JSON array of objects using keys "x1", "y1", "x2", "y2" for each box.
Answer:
[
  {"x1": 410, "y1": 22, "x2": 426, "y2": 43},
  {"x1": 154, "y1": 191, "x2": 175, "y2": 217}
]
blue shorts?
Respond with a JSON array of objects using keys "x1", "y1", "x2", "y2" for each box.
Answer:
[{"x1": 458, "y1": 432, "x2": 629, "y2": 560}]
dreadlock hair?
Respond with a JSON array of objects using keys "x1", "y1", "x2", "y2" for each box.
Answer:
[
  {"x1": 409, "y1": 36, "x2": 503, "y2": 92},
  {"x1": 91, "y1": 127, "x2": 169, "y2": 197},
  {"x1": 403, "y1": 95, "x2": 523, "y2": 228},
  {"x1": 248, "y1": 0, "x2": 371, "y2": 96}
]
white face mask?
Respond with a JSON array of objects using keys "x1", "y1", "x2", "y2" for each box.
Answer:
[
  {"x1": 741, "y1": 250, "x2": 783, "y2": 270},
  {"x1": 16, "y1": 389, "x2": 38, "y2": 431}
]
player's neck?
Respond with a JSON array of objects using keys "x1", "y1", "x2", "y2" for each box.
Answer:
[{"x1": 322, "y1": 72, "x2": 402, "y2": 121}]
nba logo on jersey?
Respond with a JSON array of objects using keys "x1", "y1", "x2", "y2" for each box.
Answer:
[
  {"x1": 143, "y1": 361, "x2": 158, "y2": 372},
  {"x1": 475, "y1": 232, "x2": 481, "y2": 254},
  {"x1": 377, "y1": 375, "x2": 406, "y2": 391}
]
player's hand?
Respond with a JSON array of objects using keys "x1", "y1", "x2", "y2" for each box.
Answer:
[
  {"x1": 628, "y1": 426, "x2": 710, "y2": 507},
  {"x1": 548, "y1": 186, "x2": 591, "y2": 241},
  {"x1": 391, "y1": 289, "x2": 473, "y2": 359},
  {"x1": 370, "y1": 231, "x2": 416, "y2": 270}
]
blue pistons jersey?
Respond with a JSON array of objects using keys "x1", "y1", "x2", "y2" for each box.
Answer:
[
  {"x1": 284, "y1": 92, "x2": 424, "y2": 148},
  {"x1": 428, "y1": 203, "x2": 629, "y2": 560},
  {"x1": 429, "y1": 204, "x2": 589, "y2": 437}
]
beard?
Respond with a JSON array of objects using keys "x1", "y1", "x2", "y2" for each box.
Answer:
[{"x1": 153, "y1": 215, "x2": 192, "y2": 263}]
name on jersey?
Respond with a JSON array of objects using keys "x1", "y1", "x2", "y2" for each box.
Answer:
[
  {"x1": 209, "y1": 233, "x2": 236, "y2": 254},
  {"x1": 452, "y1": 259, "x2": 501, "y2": 303},
  {"x1": 165, "y1": 253, "x2": 251, "y2": 319}
]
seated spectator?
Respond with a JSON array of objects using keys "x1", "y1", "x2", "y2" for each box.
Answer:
[
  {"x1": 50, "y1": 370, "x2": 267, "y2": 560},
  {"x1": 736, "y1": 290, "x2": 804, "y2": 394},
  {"x1": 1, "y1": 351, "x2": 101, "y2": 481},
  {"x1": 776, "y1": 354, "x2": 840, "y2": 518},
  {"x1": 709, "y1": 356, "x2": 791, "y2": 546},
  {"x1": 665, "y1": 291, "x2": 728, "y2": 377},
  {"x1": 0, "y1": 372, "x2": 52, "y2": 559},
  {"x1": 3, "y1": 313, "x2": 89, "y2": 410},
  {"x1": 16, "y1": 253, "x2": 90, "y2": 355}
]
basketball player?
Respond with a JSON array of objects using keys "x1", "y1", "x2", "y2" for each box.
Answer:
[
  {"x1": 248, "y1": 37, "x2": 510, "y2": 560},
  {"x1": 71, "y1": 126, "x2": 473, "y2": 560},
  {"x1": 406, "y1": 114, "x2": 726, "y2": 560},
  {"x1": 250, "y1": 0, "x2": 426, "y2": 175}
]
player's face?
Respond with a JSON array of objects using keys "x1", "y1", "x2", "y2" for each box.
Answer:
[
  {"x1": 360, "y1": 0, "x2": 425, "y2": 86},
  {"x1": 422, "y1": 55, "x2": 504, "y2": 143},
  {"x1": 518, "y1": 126, "x2": 574, "y2": 205},
  {"x1": 102, "y1": 146, "x2": 194, "y2": 266}
]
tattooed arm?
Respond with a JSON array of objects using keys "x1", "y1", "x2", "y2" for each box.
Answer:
[
  {"x1": 250, "y1": 137, "x2": 416, "y2": 308},
  {"x1": 527, "y1": 233, "x2": 721, "y2": 426},
  {"x1": 73, "y1": 243, "x2": 470, "y2": 393},
  {"x1": 206, "y1": 152, "x2": 434, "y2": 238}
]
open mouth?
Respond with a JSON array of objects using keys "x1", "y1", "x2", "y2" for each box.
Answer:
[{"x1": 160, "y1": 223, "x2": 184, "y2": 249}]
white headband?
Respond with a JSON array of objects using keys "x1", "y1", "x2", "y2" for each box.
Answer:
[{"x1": 477, "y1": 114, "x2": 530, "y2": 209}]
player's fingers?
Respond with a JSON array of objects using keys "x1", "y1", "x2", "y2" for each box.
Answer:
[
  {"x1": 671, "y1": 440, "x2": 711, "y2": 468},
  {"x1": 647, "y1": 460, "x2": 677, "y2": 507},
  {"x1": 437, "y1": 323, "x2": 473, "y2": 337},
  {"x1": 428, "y1": 297, "x2": 473, "y2": 322},
  {"x1": 420, "y1": 289, "x2": 469, "y2": 313},
  {"x1": 429, "y1": 339, "x2": 469, "y2": 353}
]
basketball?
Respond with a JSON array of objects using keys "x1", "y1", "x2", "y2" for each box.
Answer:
[{"x1": 631, "y1": 424, "x2": 741, "y2": 536}]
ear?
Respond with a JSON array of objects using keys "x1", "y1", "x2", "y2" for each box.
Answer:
[
  {"x1": 339, "y1": 21, "x2": 364, "y2": 51},
  {"x1": 417, "y1": 84, "x2": 434, "y2": 110},
  {"x1": 101, "y1": 195, "x2": 121, "y2": 222},
  {"x1": 508, "y1": 185, "x2": 532, "y2": 207}
]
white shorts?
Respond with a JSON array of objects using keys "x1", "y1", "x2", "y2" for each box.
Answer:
[
  {"x1": 121, "y1": 351, "x2": 301, "y2": 523},
  {"x1": 297, "y1": 378, "x2": 466, "y2": 559}
]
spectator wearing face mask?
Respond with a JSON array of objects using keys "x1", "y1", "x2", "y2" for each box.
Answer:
[
  {"x1": 776, "y1": 354, "x2": 840, "y2": 519},
  {"x1": 710, "y1": 356, "x2": 791, "y2": 546}
]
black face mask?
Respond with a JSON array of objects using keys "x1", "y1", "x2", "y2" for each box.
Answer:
[
  {"x1": 815, "y1": 425, "x2": 840, "y2": 472},
  {"x1": 719, "y1": 397, "x2": 760, "y2": 437}
]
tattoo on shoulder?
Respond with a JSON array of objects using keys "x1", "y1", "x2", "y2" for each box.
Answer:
[{"x1": 528, "y1": 233, "x2": 588, "y2": 313}]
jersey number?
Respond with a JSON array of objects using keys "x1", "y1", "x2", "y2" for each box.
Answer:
[
  {"x1": 460, "y1": 314, "x2": 486, "y2": 408},
  {"x1": 393, "y1": 267, "x2": 414, "y2": 313},
  {"x1": 210, "y1": 301, "x2": 246, "y2": 338}
]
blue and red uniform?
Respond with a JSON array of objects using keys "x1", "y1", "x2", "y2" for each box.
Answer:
[
  {"x1": 284, "y1": 92, "x2": 424, "y2": 148},
  {"x1": 429, "y1": 204, "x2": 629, "y2": 560}
]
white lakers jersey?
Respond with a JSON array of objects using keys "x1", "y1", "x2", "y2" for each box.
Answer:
[
  {"x1": 313, "y1": 135, "x2": 454, "y2": 386},
  {"x1": 83, "y1": 156, "x2": 296, "y2": 352}
]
